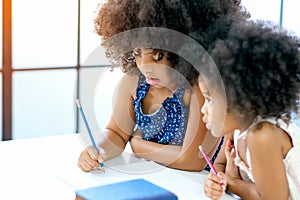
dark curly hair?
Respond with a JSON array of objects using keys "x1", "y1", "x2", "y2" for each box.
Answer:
[
  {"x1": 94, "y1": 0, "x2": 249, "y2": 86},
  {"x1": 209, "y1": 20, "x2": 300, "y2": 120}
]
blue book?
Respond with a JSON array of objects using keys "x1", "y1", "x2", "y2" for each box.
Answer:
[{"x1": 75, "y1": 178, "x2": 178, "y2": 200}]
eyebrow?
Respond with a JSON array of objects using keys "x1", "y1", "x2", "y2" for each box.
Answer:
[{"x1": 202, "y1": 91, "x2": 210, "y2": 96}]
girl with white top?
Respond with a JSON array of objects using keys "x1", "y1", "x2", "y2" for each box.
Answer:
[{"x1": 199, "y1": 20, "x2": 300, "y2": 199}]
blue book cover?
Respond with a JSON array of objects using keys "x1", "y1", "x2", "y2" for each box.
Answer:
[{"x1": 75, "y1": 178, "x2": 178, "y2": 200}]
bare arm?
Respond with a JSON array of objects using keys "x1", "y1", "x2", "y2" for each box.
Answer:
[
  {"x1": 239, "y1": 124, "x2": 288, "y2": 199},
  {"x1": 78, "y1": 74, "x2": 137, "y2": 171},
  {"x1": 97, "y1": 73, "x2": 138, "y2": 158}
]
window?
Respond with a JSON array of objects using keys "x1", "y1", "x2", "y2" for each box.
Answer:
[{"x1": 2, "y1": 0, "x2": 111, "y2": 140}]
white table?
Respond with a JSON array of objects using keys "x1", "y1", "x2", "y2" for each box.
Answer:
[{"x1": 0, "y1": 134, "x2": 237, "y2": 200}]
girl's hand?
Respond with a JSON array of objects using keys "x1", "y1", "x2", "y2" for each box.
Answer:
[
  {"x1": 224, "y1": 139, "x2": 235, "y2": 159},
  {"x1": 204, "y1": 171, "x2": 227, "y2": 200},
  {"x1": 77, "y1": 146, "x2": 107, "y2": 172},
  {"x1": 224, "y1": 140, "x2": 241, "y2": 182}
]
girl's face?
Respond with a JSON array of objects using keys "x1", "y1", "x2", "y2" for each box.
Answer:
[
  {"x1": 134, "y1": 48, "x2": 174, "y2": 89},
  {"x1": 198, "y1": 77, "x2": 237, "y2": 137}
]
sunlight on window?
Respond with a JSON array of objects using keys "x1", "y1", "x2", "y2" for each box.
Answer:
[
  {"x1": 0, "y1": 75, "x2": 2, "y2": 140},
  {"x1": 281, "y1": 0, "x2": 300, "y2": 36},
  {"x1": 12, "y1": 70, "x2": 77, "y2": 139},
  {"x1": 12, "y1": 0, "x2": 78, "y2": 68},
  {"x1": 80, "y1": 0, "x2": 109, "y2": 66},
  {"x1": 0, "y1": 1, "x2": 2, "y2": 140},
  {"x1": 0, "y1": 1, "x2": 2, "y2": 69},
  {"x1": 242, "y1": 0, "x2": 282, "y2": 24},
  {"x1": 94, "y1": 67, "x2": 123, "y2": 130}
]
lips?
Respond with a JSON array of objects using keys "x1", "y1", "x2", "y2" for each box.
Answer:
[
  {"x1": 202, "y1": 118, "x2": 211, "y2": 130},
  {"x1": 146, "y1": 77, "x2": 159, "y2": 86},
  {"x1": 205, "y1": 123, "x2": 211, "y2": 130}
]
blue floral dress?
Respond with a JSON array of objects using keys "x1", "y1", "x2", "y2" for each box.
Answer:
[{"x1": 133, "y1": 74, "x2": 189, "y2": 145}]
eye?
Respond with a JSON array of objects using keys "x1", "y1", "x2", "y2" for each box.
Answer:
[
  {"x1": 132, "y1": 48, "x2": 166, "y2": 62},
  {"x1": 132, "y1": 48, "x2": 142, "y2": 57},
  {"x1": 205, "y1": 97, "x2": 213, "y2": 104},
  {"x1": 152, "y1": 51, "x2": 165, "y2": 61}
]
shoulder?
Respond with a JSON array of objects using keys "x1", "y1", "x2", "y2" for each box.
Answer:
[
  {"x1": 247, "y1": 122, "x2": 285, "y2": 155},
  {"x1": 120, "y1": 71, "x2": 139, "y2": 84},
  {"x1": 117, "y1": 70, "x2": 140, "y2": 97},
  {"x1": 248, "y1": 123, "x2": 279, "y2": 143}
]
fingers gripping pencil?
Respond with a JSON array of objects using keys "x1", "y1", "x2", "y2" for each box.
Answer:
[
  {"x1": 199, "y1": 145, "x2": 225, "y2": 190},
  {"x1": 76, "y1": 99, "x2": 105, "y2": 172}
]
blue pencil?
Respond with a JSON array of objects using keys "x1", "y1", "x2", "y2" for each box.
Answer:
[{"x1": 76, "y1": 99, "x2": 105, "y2": 172}]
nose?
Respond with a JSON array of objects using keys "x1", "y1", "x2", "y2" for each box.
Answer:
[
  {"x1": 136, "y1": 54, "x2": 154, "y2": 73},
  {"x1": 200, "y1": 102, "x2": 207, "y2": 116}
]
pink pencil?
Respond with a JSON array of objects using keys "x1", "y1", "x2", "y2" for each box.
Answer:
[
  {"x1": 198, "y1": 145, "x2": 218, "y2": 175},
  {"x1": 199, "y1": 145, "x2": 226, "y2": 191}
]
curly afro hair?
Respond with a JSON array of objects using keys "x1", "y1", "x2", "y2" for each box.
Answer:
[
  {"x1": 94, "y1": 0, "x2": 249, "y2": 86},
  {"x1": 209, "y1": 20, "x2": 300, "y2": 120}
]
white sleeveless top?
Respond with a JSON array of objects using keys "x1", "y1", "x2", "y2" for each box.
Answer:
[{"x1": 234, "y1": 116, "x2": 300, "y2": 200}]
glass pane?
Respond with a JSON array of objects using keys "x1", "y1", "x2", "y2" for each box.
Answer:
[
  {"x1": 0, "y1": 2, "x2": 2, "y2": 139},
  {"x1": 0, "y1": 1, "x2": 2, "y2": 69},
  {"x1": 78, "y1": 67, "x2": 107, "y2": 133},
  {"x1": 94, "y1": 67, "x2": 123, "y2": 130},
  {"x1": 242, "y1": 0, "x2": 282, "y2": 24},
  {"x1": 0, "y1": 74, "x2": 2, "y2": 140},
  {"x1": 78, "y1": 66, "x2": 123, "y2": 133},
  {"x1": 80, "y1": 0, "x2": 109, "y2": 66},
  {"x1": 292, "y1": 110, "x2": 300, "y2": 126},
  {"x1": 282, "y1": 0, "x2": 300, "y2": 36},
  {"x1": 12, "y1": 70, "x2": 77, "y2": 139},
  {"x1": 12, "y1": 0, "x2": 78, "y2": 68}
]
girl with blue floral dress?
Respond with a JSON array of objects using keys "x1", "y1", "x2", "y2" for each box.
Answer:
[{"x1": 77, "y1": 0, "x2": 249, "y2": 172}]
